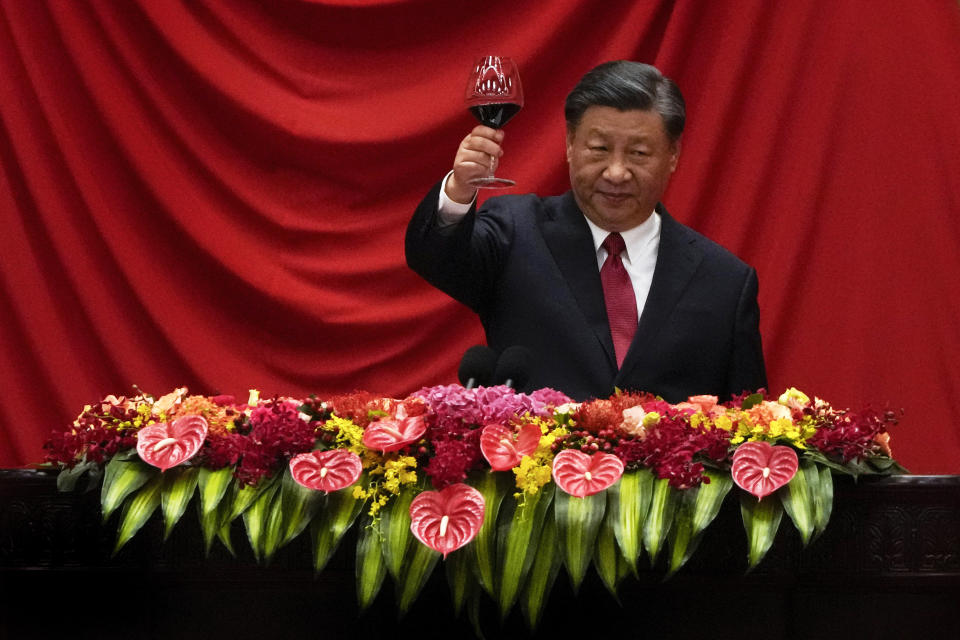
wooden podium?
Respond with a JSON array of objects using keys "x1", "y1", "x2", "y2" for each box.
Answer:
[{"x1": 2, "y1": 469, "x2": 958, "y2": 639}]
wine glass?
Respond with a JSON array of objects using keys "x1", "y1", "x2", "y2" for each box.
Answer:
[{"x1": 464, "y1": 55, "x2": 524, "y2": 188}]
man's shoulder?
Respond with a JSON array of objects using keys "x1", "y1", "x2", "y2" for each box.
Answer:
[
  {"x1": 660, "y1": 208, "x2": 753, "y2": 273},
  {"x1": 478, "y1": 191, "x2": 577, "y2": 226}
]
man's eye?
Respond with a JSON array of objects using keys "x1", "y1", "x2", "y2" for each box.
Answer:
[
  {"x1": 631, "y1": 149, "x2": 649, "y2": 157},
  {"x1": 588, "y1": 145, "x2": 607, "y2": 152}
]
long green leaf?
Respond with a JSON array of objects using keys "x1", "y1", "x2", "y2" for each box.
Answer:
[
  {"x1": 161, "y1": 466, "x2": 199, "y2": 540},
  {"x1": 667, "y1": 471, "x2": 733, "y2": 576},
  {"x1": 642, "y1": 477, "x2": 678, "y2": 566},
  {"x1": 241, "y1": 476, "x2": 281, "y2": 563},
  {"x1": 594, "y1": 504, "x2": 625, "y2": 597},
  {"x1": 101, "y1": 457, "x2": 154, "y2": 521},
  {"x1": 470, "y1": 471, "x2": 511, "y2": 596},
  {"x1": 496, "y1": 484, "x2": 554, "y2": 620},
  {"x1": 260, "y1": 482, "x2": 287, "y2": 564},
  {"x1": 780, "y1": 460, "x2": 817, "y2": 545},
  {"x1": 740, "y1": 493, "x2": 784, "y2": 570},
  {"x1": 197, "y1": 467, "x2": 234, "y2": 515},
  {"x1": 113, "y1": 474, "x2": 163, "y2": 554},
  {"x1": 520, "y1": 508, "x2": 562, "y2": 630},
  {"x1": 812, "y1": 464, "x2": 834, "y2": 541},
  {"x1": 380, "y1": 485, "x2": 418, "y2": 580},
  {"x1": 554, "y1": 489, "x2": 606, "y2": 592},
  {"x1": 355, "y1": 516, "x2": 387, "y2": 611},
  {"x1": 312, "y1": 488, "x2": 365, "y2": 572},
  {"x1": 608, "y1": 468, "x2": 654, "y2": 571},
  {"x1": 228, "y1": 477, "x2": 274, "y2": 523},
  {"x1": 444, "y1": 546, "x2": 476, "y2": 617},
  {"x1": 396, "y1": 539, "x2": 441, "y2": 616},
  {"x1": 278, "y1": 467, "x2": 323, "y2": 547}
]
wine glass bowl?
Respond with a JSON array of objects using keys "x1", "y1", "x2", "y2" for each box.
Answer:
[{"x1": 464, "y1": 56, "x2": 524, "y2": 187}]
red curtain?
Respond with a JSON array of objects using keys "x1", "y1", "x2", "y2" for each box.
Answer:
[{"x1": 2, "y1": 0, "x2": 959, "y2": 473}]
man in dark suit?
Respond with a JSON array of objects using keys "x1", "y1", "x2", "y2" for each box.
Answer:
[{"x1": 406, "y1": 61, "x2": 766, "y2": 403}]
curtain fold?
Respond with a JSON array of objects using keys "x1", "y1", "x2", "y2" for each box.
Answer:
[{"x1": 1, "y1": 0, "x2": 959, "y2": 472}]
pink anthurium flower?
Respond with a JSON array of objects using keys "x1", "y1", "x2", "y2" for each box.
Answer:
[
  {"x1": 362, "y1": 405, "x2": 427, "y2": 453},
  {"x1": 480, "y1": 423, "x2": 541, "y2": 471},
  {"x1": 551, "y1": 449, "x2": 624, "y2": 497},
  {"x1": 731, "y1": 441, "x2": 799, "y2": 499},
  {"x1": 289, "y1": 449, "x2": 362, "y2": 493},
  {"x1": 409, "y1": 483, "x2": 485, "y2": 558},
  {"x1": 136, "y1": 414, "x2": 208, "y2": 471}
]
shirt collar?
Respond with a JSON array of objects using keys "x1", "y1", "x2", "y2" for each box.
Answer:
[{"x1": 583, "y1": 210, "x2": 661, "y2": 261}]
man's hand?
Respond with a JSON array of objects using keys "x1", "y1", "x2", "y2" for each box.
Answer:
[{"x1": 445, "y1": 126, "x2": 505, "y2": 204}]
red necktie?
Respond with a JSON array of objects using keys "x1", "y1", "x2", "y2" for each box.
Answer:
[{"x1": 601, "y1": 233, "x2": 638, "y2": 368}]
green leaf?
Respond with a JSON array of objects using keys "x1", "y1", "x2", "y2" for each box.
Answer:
[
  {"x1": 277, "y1": 466, "x2": 323, "y2": 547},
  {"x1": 594, "y1": 503, "x2": 624, "y2": 597},
  {"x1": 56, "y1": 458, "x2": 101, "y2": 493},
  {"x1": 667, "y1": 471, "x2": 733, "y2": 576},
  {"x1": 312, "y1": 487, "x2": 365, "y2": 573},
  {"x1": 812, "y1": 464, "x2": 834, "y2": 541},
  {"x1": 197, "y1": 467, "x2": 234, "y2": 516},
  {"x1": 113, "y1": 473, "x2": 164, "y2": 554},
  {"x1": 520, "y1": 508, "x2": 562, "y2": 631},
  {"x1": 642, "y1": 477, "x2": 678, "y2": 566},
  {"x1": 101, "y1": 457, "x2": 155, "y2": 522},
  {"x1": 608, "y1": 468, "x2": 654, "y2": 571},
  {"x1": 355, "y1": 516, "x2": 387, "y2": 611},
  {"x1": 228, "y1": 477, "x2": 275, "y2": 523},
  {"x1": 554, "y1": 489, "x2": 606, "y2": 592},
  {"x1": 241, "y1": 475, "x2": 281, "y2": 563},
  {"x1": 396, "y1": 539, "x2": 441, "y2": 616},
  {"x1": 444, "y1": 546, "x2": 476, "y2": 617},
  {"x1": 469, "y1": 471, "x2": 512, "y2": 597},
  {"x1": 741, "y1": 393, "x2": 764, "y2": 410},
  {"x1": 260, "y1": 482, "x2": 287, "y2": 564},
  {"x1": 780, "y1": 460, "x2": 817, "y2": 546},
  {"x1": 161, "y1": 466, "x2": 199, "y2": 540},
  {"x1": 379, "y1": 485, "x2": 418, "y2": 580},
  {"x1": 740, "y1": 492, "x2": 784, "y2": 570},
  {"x1": 496, "y1": 483, "x2": 554, "y2": 620}
]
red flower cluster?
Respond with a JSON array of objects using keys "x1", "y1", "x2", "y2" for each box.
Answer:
[
  {"x1": 626, "y1": 412, "x2": 731, "y2": 489},
  {"x1": 43, "y1": 397, "x2": 143, "y2": 466},
  {"x1": 229, "y1": 400, "x2": 318, "y2": 485},
  {"x1": 807, "y1": 406, "x2": 900, "y2": 463}
]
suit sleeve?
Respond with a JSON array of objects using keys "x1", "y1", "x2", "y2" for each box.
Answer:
[
  {"x1": 726, "y1": 267, "x2": 768, "y2": 397},
  {"x1": 404, "y1": 181, "x2": 511, "y2": 313}
]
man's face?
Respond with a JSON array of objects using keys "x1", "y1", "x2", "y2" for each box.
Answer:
[{"x1": 566, "y1": 106, "x2": 680, "y2": 232}]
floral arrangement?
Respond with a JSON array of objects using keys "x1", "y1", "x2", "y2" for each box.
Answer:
[{"x1": 44, "y1": 384, "x2": 903, "y2": 630}]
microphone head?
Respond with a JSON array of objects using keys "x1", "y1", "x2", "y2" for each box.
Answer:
[
  {"x1": 458, "y1": 345, "x2": 497, "y2": 388},
  {"x1": 493, "y1": 346, "x2": 533, "y2": 391}
]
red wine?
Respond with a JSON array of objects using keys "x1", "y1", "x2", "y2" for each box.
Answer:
[{"x1": 469, "y1": 102, "x2": 522, "y2": 128}]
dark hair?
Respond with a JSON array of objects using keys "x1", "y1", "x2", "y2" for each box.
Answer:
[{"x1": 564, "y1": 61, "x2": 685, "y2": 141}]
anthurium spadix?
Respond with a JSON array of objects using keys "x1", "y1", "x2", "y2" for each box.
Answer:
[
  {"x1": 409, "y1": 483, "x2": 485, "y2": 558},
  {"x1": 136, "y1": 415, "x2": 208, "y2": 471},
  {"x1": 289, "y1": 449, "x2": 362, "y2": 493},
  {"x1": 551, "y1": 449, "x2": 624, "y2": 497},
  {"x1": 731, "y1": 441, "x2": 799, "y2": 499}
]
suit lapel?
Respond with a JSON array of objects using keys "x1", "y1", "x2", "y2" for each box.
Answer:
[
  {"x1": 617, "y1": 206, "x2": 703, "y2": 382},
  {"x1": 540, "y1": 193, "x2": 617, "y2": 367}
]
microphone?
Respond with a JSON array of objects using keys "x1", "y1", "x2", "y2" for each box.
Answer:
[
  {"x1": 493, "y1": 346, "x2": 533, "y2": 391},
  {"x1": 458, "y1": 345, "x2": 497, "y2": 389}
]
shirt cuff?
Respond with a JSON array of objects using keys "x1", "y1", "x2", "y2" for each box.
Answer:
[{"x1": 437, "y1": 171, "x2": 476, "y2": 226}]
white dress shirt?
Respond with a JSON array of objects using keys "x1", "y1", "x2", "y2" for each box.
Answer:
[{"x1": 437, "y1": 171, "x2": 661, "y2": 320}]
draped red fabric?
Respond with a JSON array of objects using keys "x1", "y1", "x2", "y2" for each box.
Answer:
[{"x1": 2, "y1": 0, "x2": 959, "y2": 473}]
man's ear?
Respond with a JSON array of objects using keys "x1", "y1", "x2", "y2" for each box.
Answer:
[
  {"x1": 565, "y1": 130, "x2": 575, "y2": 163},
  {"x1": 669, "y1": 139, "x2": 681, "y2": 172}
]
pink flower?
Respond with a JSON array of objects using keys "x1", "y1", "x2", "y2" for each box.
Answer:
[{"x1": 619, "y1": 405, "x2": 649, "y2": 437}]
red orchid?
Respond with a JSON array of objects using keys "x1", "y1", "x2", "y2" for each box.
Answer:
[
  {"x1": 289, "y1": 449, "x2": 362, "y2": 493},
  {"x1": 552, "y1": 449, "x2": 624, "y2": 497},
  {"x1": 479, "y1": 423, "x2": 541, "y2": 471},
  {"x1": 136, "y1": 415, "x2": 209, "y2": 471},
  {"x1": 362, "y1": 404, "x2": 427, "y2": 453},
  {"x1": 409, "y1": 483, "x2": 485, "y2": 558},
  {"x1": 731, "y1": 441, "x2": 798, "y2": 499}
]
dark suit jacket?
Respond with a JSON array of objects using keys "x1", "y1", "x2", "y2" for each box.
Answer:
[{"x1": 405, "y1": 181, "x2": 766, "y2": 402}]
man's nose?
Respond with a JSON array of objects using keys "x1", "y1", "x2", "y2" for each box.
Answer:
[{"x1": 602, "y1": 155, "x2": 630, "y2": 183}]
